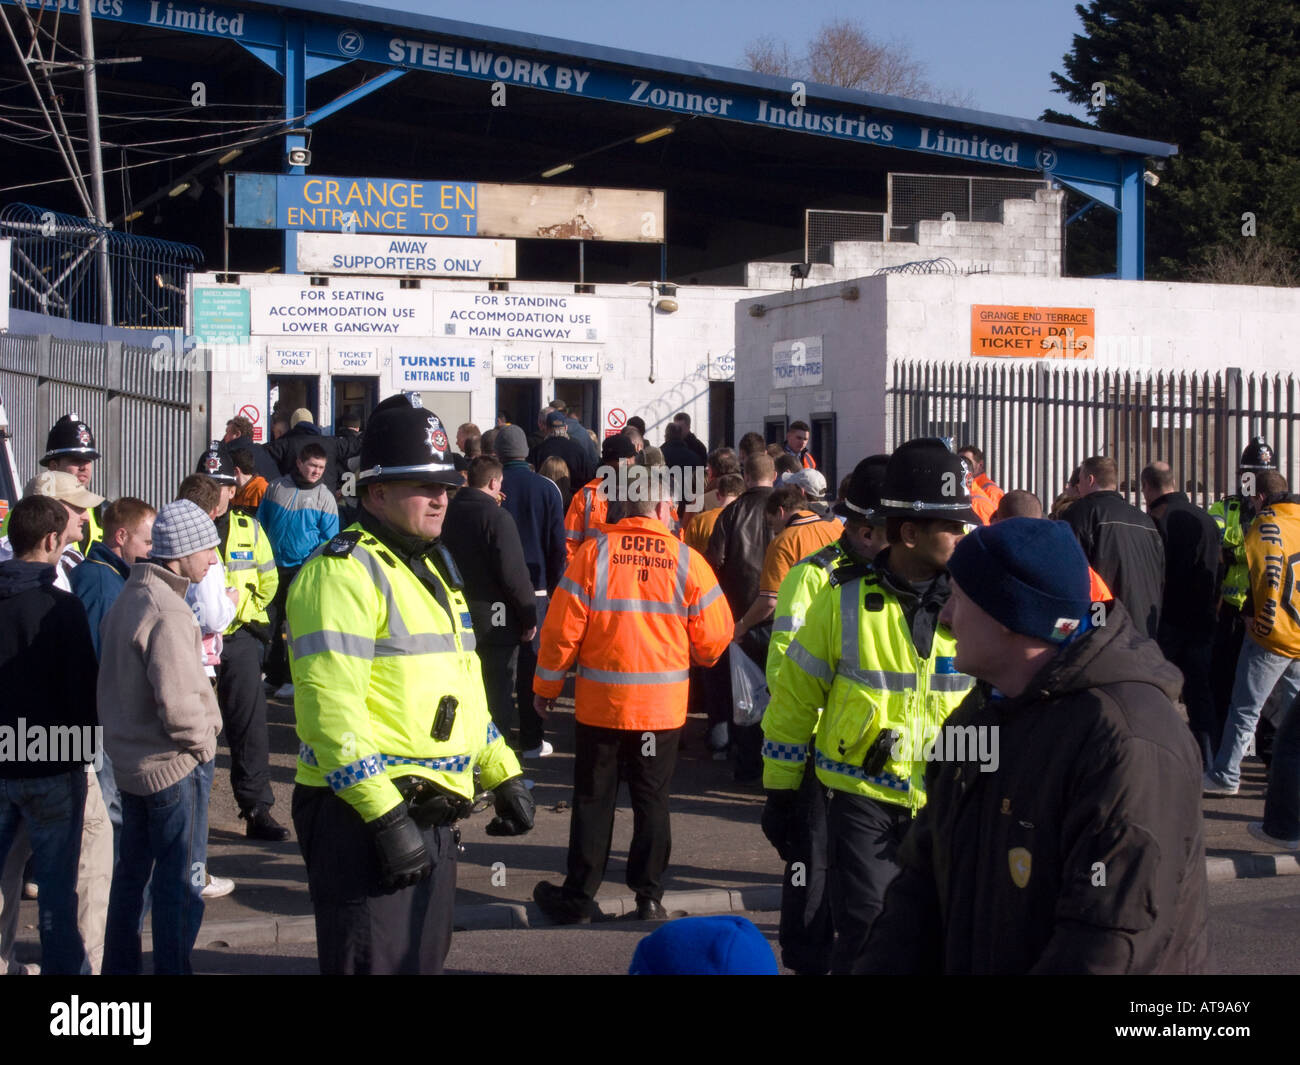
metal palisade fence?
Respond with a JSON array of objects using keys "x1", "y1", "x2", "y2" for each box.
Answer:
[
  {"x1": 0, "y1": 331, "x2": 201, "y2": 507},
  {"x1": 887, "y1": 359, "x2": 1300, "y2": 510}
]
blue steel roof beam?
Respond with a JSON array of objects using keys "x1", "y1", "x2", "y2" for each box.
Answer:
[
  {"x1": 303, "y1": 68, "x2": 408, "y2": 127},
  {"x1": 236, "y1": 41, "x2": 285, "y2": 75},
  {"x1": 283, "y1": 20, "x2": 306, "y2": 273},
  {"x1": 1055, "y1": 175, "x2": 1121, "y2": 214},
  {"x1": 1116, "y1": 156, "x2": 1146, "y2": 281}
]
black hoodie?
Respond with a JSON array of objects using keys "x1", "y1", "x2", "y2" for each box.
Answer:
[
  {"x1": 0, "y1": 560, "x2": 99, "y2": 778},
  {"x1": 859, "y1": 601, "x2": 1208, "y2": 975}
]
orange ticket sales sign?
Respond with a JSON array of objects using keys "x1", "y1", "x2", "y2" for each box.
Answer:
[{"x1": 970, "y1": 305, "x2": 1095, "y2": 358}]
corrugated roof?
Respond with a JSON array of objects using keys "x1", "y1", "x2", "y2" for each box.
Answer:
[{"x1": 248, "y1": 0, "x2": 1177, "y2": 158}]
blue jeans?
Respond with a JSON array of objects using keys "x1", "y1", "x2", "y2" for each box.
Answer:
[
  {"x1": 97, "y1": 748, "x2": 123, "y2": 869},
  {"x1": 0, "y1": 770, "x2": 88, "y2": 975},
  {"x1": 104, "y1": 759, "x2": 213, "y2": 975},
  {"x1": 1211, "y1": 638, "x2": 1300, "y2": 788},
  {"x1": 1263, "y1": 692, "x2": 1300, "y2": 841}
]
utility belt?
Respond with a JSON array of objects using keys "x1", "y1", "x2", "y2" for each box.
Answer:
[{"x1": 392, "y1": 774, "x2": 474, "y2": 828}]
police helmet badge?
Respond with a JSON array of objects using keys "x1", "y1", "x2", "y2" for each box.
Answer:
[
  {"x1": 76, "y1": 423, "x2": 93, "y2": 447},
  {"x1": 425, "y1": 414, "x2": 449, "y2": 455},
  {"x1": 1260, "y1": 445, "x2": 1273, "y2": 466}
]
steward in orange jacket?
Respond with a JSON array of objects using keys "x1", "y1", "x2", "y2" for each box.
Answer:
[
  {"x1": 531, "y1": 483, "x2": 733, "y2": 924},
  {"x1": 562, "y1": 434, "x2": 638, "y2": 562}
]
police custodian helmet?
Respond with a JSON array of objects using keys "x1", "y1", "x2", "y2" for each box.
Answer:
[
  {"x1": 834, "y1": 454, "x2": 889, "y2": 523},
  {"x1": 41, "y1": 413, "x2": 99, "y2": 465},
  {"x1": 196, "y1": 440, "x2": 237, "y2": 485},
  {"x1": 1239, "y1": 436, "x2": 1278, "y2": 472},
  {"x1": 876, "y1": 437, "x2": 980, "y2": 526},
  {"x1": 357, "y1": 394, "x2": 462, "y2": 487}
]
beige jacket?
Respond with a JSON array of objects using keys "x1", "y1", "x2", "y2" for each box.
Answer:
[{"x1": 97, "y1": 561, "x2": 221, "y2": 795}]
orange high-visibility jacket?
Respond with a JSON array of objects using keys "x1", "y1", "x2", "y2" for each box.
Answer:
[
  {"x1": 975, "y1": 472, "x2": 1005, "y2": 508},
  {"x1": 1089, "y1": 566, "x2": 1114, "y2": 603},
  {"x1": 535, "y1": 516, "x2": 733, "y2": 731},
  {"x1": 968, "y1": 478, "x2": 997, "y2": 525},
  {"x1": 564, "y1": 477, "x2": 608, "y2": 561}
]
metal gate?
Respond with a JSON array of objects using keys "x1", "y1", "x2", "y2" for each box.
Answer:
[
  {"x1": 887, "y1": 359, "x2": 1300, "y2": 510},
  {"x1": 0, "y1": 330, "x2": 201, "y2": 506}
]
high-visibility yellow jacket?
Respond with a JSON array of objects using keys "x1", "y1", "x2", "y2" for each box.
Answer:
[
  {"x1": 1210, "y1": 496, "x2": 1249, "y2": 609},
  {"x1": 288, "y1": 521, "x2": 522, "y2": 823},
  {"x1": 77, "y1": 503, "x2": 104, "y2": 555},
  {"x1": 766, "y1": 540, "x2": 849, "y2": 691},
  {"x1": 535, "y1": 516, "x2": 732, "y2": 731},
  {"x1": 221, "y1": 510, "x2": 277, "y2": 634},
  {"x1": 763, "y1": 566, "x2": 973, "y2": 812},
  {"x1": 1244, "y1": 499, "x2": 1300, "y2": 658}
]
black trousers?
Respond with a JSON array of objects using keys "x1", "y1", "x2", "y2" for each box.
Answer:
[
  {"x1": 292, "y1": 785, "x2": 457, "y2": 975},
  {"x1": 477, "y1": 642, "x2": 519, "y2": 736},
  {"x1": 1211, "y1": 604, "x2": 1246, "y2": 744},
  {"x1": 563, "y1": 722, "x2": 681, "y2": 904},
  {"x1": 515, "y1": 594, "x2": 548, "y2": 750},
  {"x1": 826, "y1": 790, "x2": 911, "y2": 976},
  {"x1": 216, "y1": 628, "x2": 273, "y2": 814},
  {"x1": 779, "y1": 766, "x2": 834, "y2": 975},
  {"x1": 265, "y1": 565, "x2": 300, "y2": 687},
  {"x1": 1158, "y1": 624, "x2": 1217, "y2": 771}
]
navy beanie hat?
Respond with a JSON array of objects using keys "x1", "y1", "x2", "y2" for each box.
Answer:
[
  {"x1": 629, "y1": 916, "x2": 779, "y2": 975},
  {"x1": 947, "y1": 517, "x2": 1092, "y2": 644}
]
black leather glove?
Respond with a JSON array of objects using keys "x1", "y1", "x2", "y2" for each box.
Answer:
[
  {"x1": 485, "y1": 775, "x2": 535, "y2": 836},
  {"x1": 367, "y1": 805, "x2": 433, "y2": 890},
  {"x1": 761, "y1": 789, "x2": 800, "y2": 863}
]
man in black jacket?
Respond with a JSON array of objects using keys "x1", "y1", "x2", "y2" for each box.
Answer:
[
  {"x1": 218, "y1": 415, "x2": 279, "y2": 483},
  {"x1": 672, "y1": 412, "x2": 709, "y2": 464},
  {"x1": 535, "y1": 411, "x2": 594, "y2": 489},
  {"x1": 263, "y1": 408, "x2": 362, "y2": 494},
  {"x1": 440, "y1": 456, "x2": 538, "y2": 738},
  {"x1": 1061, "y1": 454, "x2": 1165, "y2": 638},
  {"x1": 0, "y1": 495, "x2": 99, "y2": 975},
  {"x1": 858, "y1": 517, "x2": 1208, "y2": 974},
  {"x1": 705, "y1": 451, "x2": 776, "y2": 780},
  {"x1": 1141, "y1": 461, "x2": 1223, "y2": 768}
]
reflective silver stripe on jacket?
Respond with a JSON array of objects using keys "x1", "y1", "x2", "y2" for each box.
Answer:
[
  {"x1": 535, "y1": 666, "x2": 567, "y2": 682},
  {"x1": 837, "y1": 665, "x2": 916, "y2": 691},
  {"x1": 930, "y1": 673, "x2": 974, "y2": 692},
  {"x1": 786, "y1": 639, "x2": 834, "y2": 684},
  {"x1": 689, "y1": 582, "x2": 723, "y2": 617},
  {"x1": 589, "y1": 531, "x2": 690, "y2": 617},
  {"x1": 576, "y1": 665, "x2": 690, "y2": 685}
]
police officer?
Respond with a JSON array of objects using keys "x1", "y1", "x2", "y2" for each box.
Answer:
[
  {"x1": 287, "y1": 396, "x2": 534, "y2": 974},
  {"x1": 195, "y1": 443, "x2": 287, "y2": 842},
  {"x1": 1209, "y1": 437, "x2": 1277, "y2": 747},
  {"x1": 762, "y1": 454, "x2": 889, "y2": 976},
  {"x1": 761, "y1": 439, "x2": 976, "y2": 974},
  {"x1": 41, "y1": 413, "x2": 103, "y2": 552}
]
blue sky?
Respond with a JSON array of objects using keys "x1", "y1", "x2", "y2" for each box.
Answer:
[{"x1": 372, "y1": 0, "x2": 1089, "y2": 121}]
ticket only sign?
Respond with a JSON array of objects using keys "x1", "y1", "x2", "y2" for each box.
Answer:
[{"x1": 971, "y1": 305, "x2": 1095, "y2": 358}]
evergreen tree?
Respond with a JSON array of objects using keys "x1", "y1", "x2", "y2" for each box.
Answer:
[{"x1": 1045, "y1": 0, "x2": 1300, "y2": 280}]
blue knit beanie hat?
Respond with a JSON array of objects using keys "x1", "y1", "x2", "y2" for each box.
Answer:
[
  {"x1": 946, "y1": 517, "x2": 1092, "y2": 644},
  {"x1": 629, "y1": 916, "x2": 779, "y2": 975}
]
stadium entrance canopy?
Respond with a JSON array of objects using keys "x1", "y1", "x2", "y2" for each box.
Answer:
[{"x1": 0, "y1": 0, "x2": 1175, "y2": 280}]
